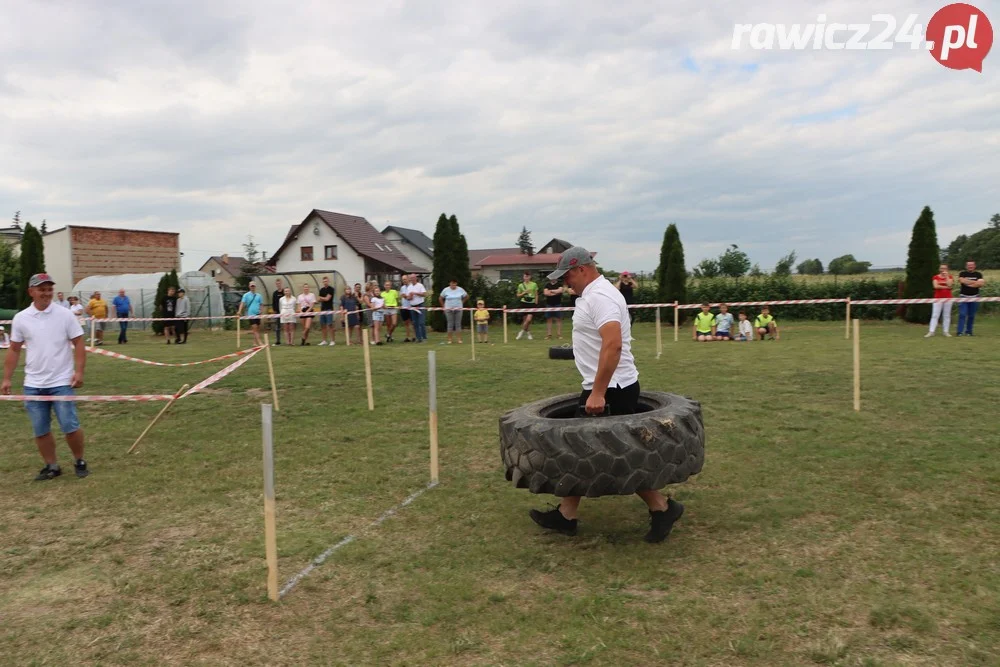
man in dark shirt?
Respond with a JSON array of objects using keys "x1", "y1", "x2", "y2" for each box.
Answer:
[
  {"x1": 162, "y1": 286, "x2": 177, "y2": 345},
  {"x1": 318, "y1": 276, "x2": 336, "y2": 346},
  {"x1": 543, "y1": 279, "x2": 564, "y2": 339},
  {"x1": 271, "y1": 279, "x2": 284, "y2": 345},
  {"x1": 957, "y1": 260, "x2": 985, "y2": 336}
]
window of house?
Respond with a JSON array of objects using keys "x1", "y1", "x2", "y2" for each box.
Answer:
[
  {"x1": 325, "y1": 245, "x2": 337, "y2": 260},
  {"x1": 301, "y1": 246, "x2": 314, "y2": 261},
  {"x1": 211, "y1": 269, "x2": 216, "y2": 277}
]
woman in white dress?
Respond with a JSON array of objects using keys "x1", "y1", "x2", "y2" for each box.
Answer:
[
  {"x1": 279, "y1": 287, "x2": 297, "y2": 346},
  {"x1": 296, "y1": 284, "x2": 318, "y2": 346}
]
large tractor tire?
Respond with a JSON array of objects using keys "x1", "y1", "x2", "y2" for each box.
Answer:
[
  {"x1": 499, "y1": 392, "x2": 705, "y2": 497},
  {"x1": 549, "y1": 345, "x2": 575, "y2": 360}
]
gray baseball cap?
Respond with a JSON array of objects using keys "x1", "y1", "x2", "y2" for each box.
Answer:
[
  {"x1": 28, "y1": 273, "x2": 55, "y2": 287},
  {"x1": 547, "y1": 246, "x2": 595, "y2": 281}
]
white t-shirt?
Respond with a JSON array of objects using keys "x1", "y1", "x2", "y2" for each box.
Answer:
[
  {"x1": 571, "y1": 276, "x2": 638, "y2": 391},
  {"x1": 370, "y1": 296, "x2": 385, "y2": 310},
  {"x1": 70, "y1": 304, "x2": 85, "y2": 319},
  {"x1": 297, "y1": 293, "x2": 317, "y2": 312},
  {"x1": 399, "y1": 284, "x2": 411, "y2": 308},
  {"x1": 408, "y1": 282, "x2": 426, "y2": 306},
  {"x1": 10, "y1": 302, "x2": 85, "y2": 388},
  {"x1": 279, "y1": 296, "x2": 297, "y2": 323},
  {"x1": 738, "y1": 319, "x2": 753, "y2": 339}
]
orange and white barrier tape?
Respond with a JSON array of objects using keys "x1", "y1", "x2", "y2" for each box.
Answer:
[{"x1": 87, "y1": 345, "x2": 264, "y2": 367}]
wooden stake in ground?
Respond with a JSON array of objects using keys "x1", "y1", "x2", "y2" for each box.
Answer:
[
  {"x1": 656, "y1": 307, "x2": 662, "y2": 358},
  {"x1": 127, "y1": 383, "x2": 190, "y2": 454},
  {"x1": 236, "y1": 315, "x2": 242, "y2": 350},
  {"x1": 470, "y1": 309, "x2": 476, "y2": 361},
  {"x1": 428, "y1": 350, "x2": 439, "y2": 484},
  {"x1": 343, "y1": 310, "x2": 350, "y2": 346},
  {"x1": 502, "y1": 306, "x2": 508, "y2": 344},
  {"x1": 90, "y1": 317, "x2": 96, "y2": 348},
  {"x1": 263, "y1": 333, "x2": 279, "y2": 411},
  {"x1": 673, "y1": 301, "x2": 679, "y2": 342},
  {"x1": 845, "y1": 297, "x2": 852, "y2": 340},
  {"x1": 362, "y1": 328, "x2": 374, "y2": 410},
  {"x1": 853, "y1": 318, "x2": 861, "y2": 412},
  {"x1": 261, "y1": 403, "x2": 279, "y2": 602}
]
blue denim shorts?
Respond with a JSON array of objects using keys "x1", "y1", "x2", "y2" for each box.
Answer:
[
  {"x1": 24, "y1": 386, "x2": 81, "y2": 437},
  {"x1": 319, "y1": 312, "x2": 334, "y2": 326}
]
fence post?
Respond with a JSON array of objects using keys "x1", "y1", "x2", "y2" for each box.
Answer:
[
  {"x1": 503, "y1": 306, "x2": 508, "y2": 344},
  {"x1": 429, "y1": 351, "x2": 439, "y2": 484},
  {"x1": 655, "y1": 307, "x2": 662, "y2": 358},
  {"x1": 853, "y1": 319, "x2": 861, "y2": 412},
  {"x1": 261, "y1": 403, "x2": 279, "y2": 602},
  {"x1": 673, "y1": 301, "x2": 679, "y2": 342},
  {"x1": 845, "y1": 297, "x2": 852, "y2": 340}
]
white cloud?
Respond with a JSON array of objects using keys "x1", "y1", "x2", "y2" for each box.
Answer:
[{"x1": 1, "y1": 0, "x2": 997, "y2": 277}]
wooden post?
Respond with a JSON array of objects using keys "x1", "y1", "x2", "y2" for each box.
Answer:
[
  {"x1": 845, "y1": 297, "x2": 852, "y2": 340},
  {"x1": 502, "y1": 306, "x2": 508, "y2": 344},
  {"x1": 343, "y1": 310, "x2": 350, "y2": 346},
  {"x1": 237, "y1": 315, "x2": 242, "y2": 350},
  {"x1": 428, "y1": 351, "x2": 439, "y2": 484},
  {"x1": 673, "y1": 301, "x2": 679, "y2": 342},
  {"x1": 263, "y1": 334, "x2": 279, "y2": 411},
  {"x1": 89, "y1": 317, "x2": 96, "y2": 348},
  {"x1": 470, "y1": 309, "x2": 476, "y2": 361},
  {"x1": 127, "y1": 383, "x2": 190, "y2": 454},
  {"x1": 655, "y1": 307, "x2": 662, "y2": 358},
  {"x1": 853, "y1": 318, "x2": 860, "y2": 412},
  {"x1": 261, "y1": 403, "x2": 279, "y2": 602},
  {"x1": 362, "y1": 328, "x2": 374, "y2": 411}
]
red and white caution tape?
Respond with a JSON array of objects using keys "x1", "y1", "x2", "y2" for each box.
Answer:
[
  {"x1": 180, "y1": 346, "x2": 263, "y2": 398},
  {"x1": 850, "y1": 296, "x2": 1000, "y2": 305},
  {"x1": 86, "y1": 345, "x2": 264, "y2": 367}
]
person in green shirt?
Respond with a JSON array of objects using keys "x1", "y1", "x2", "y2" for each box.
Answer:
[
  {"x1": 516, "y1": 272, "x2": 539, "y2": 340},
  {"x1": 754, "y1": 306, "x2": 779, "y2": 340},
  {"x1": 382, "y1": 280, "x2": 400, "y2": 343},
  {"x1": 692, "y1": 303, "x2": 716, "y2": 341}
]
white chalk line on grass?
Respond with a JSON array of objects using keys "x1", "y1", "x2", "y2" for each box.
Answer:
[{"x1": 278, "y1": 480, "x2": 439, "y2": 599}]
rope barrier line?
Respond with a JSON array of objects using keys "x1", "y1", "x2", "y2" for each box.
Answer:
[
  {"x1": 0, "y1": 347, "x2": 264, "y2": 403},
  {"x1": 3, "y1": 296, "x2": 995, "y2": 327},
  {"x1": 86, "y1": 345, "x2": 264, "y2": 367},
  {"x1": 278, "y1": 481, "x2": 439, "y2": 599}
]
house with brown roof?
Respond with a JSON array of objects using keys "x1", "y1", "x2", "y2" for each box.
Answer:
[
  {"x1": 469, "y1": 239, "x2": 589, "y2": 282},
  {"x1": 266, "y1": 209, "x2": 429, "y2": 285},
  {"x1": 199, "y1": 254, "x2": 248, "y2": 289},
  {"x1": 381, "y1": 225, "x2": 434, "y2": 274}
]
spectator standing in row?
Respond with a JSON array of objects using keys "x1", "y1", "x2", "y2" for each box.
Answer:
[
  {"x1": 162, "y1": 286, "x2": 177, "y2": 344},
  {"x1": 369, "y1": 287, "x2": 385, "y2": 345},
  {"x1": 112, "y1": 288, "x2": 133, "y2": 344},
  {"x1": 56, "y1": 292, "x2": 70, "y2": 309},
  {"x1": 297, "y1": 284, "x2": 317, "y2": 346},
  {"x1": 279, "y1": 287, "x2": 297, "y2": 345},
  {"x1": 0, "y1": 325, "x2": 9, "y2": 348},
  {"x1": 382, "y1": 280, "x2": 399, "y2": 343},
  {"x1": 238, "y1": 282, "x2": 264, "y2": 348},
  {"x1": 714, "y1": 304, "x2": 734, "y2": 340},
  {"x1": 516, "y1": 272, "x2": 539, "y2": 340},
  {"x1": 409, "y1": 274, "x2": 428, "y2": 342},
  {"x1": 175, "y1": 289, "x2": 191, "y2": 344},
  {"x1": 271, "y1": 279, "x2": 285, "y2": 345},
  {"x1": 957, "y1": 260, "x2": 985, "y2": 337},
  {"x1": 358, "y1": 283, "x2": 372, "y2": 330},
  {"x1": 86, "y1": 291, "x2": 108, "y2": 346},
  {"x1": 2, "y1": 274, "x2": 90, "y2": 481},
  {"x1": 926, "y1": 264, "x2": 954, "y2": 337},
  {"x1": 318, "y1": 276, "x2": 336, "y2": 346},
  {"x1": 398, "y1": 274, "x2": 413, "y2": 342},
  {"x1": 68, "y1": 296, "x2": 85, "y2": 324},
  {"x1": 615, "y1": 272, "x2": 638, "y2": 324},
  {"x1": 440, "y1": 278, "x2": 468, "y2": 344},
  {"x1": 543, "y1": 278, "x2": 564, "y2": 339},
  {"x1": 474, "y1": 300, "x2": 491, "y2": 343},
  {"x1": 341, "y1": 287, "x2": 362, "y2": 345}
]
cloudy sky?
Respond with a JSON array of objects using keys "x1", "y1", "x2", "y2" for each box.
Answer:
[{"x1": 2, "y1": 0, "x2": 997, "y2": 275}]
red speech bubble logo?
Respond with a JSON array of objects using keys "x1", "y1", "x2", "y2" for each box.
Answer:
[{"x1": 927, "y1": 3, "x2": 993, "y2": 72}]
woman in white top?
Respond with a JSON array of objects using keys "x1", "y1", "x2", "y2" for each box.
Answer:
[
  {"x1": 279, "y1": 288, "x2": 297, "y2": 346},
  {"x1": 0, "y1": 325, "x2": 9, "y2": 349},
  {"x1": 68, "y1": 297, "x2": 85, "y2": 324},
  {"x1": 296, "y1": 284, "x2": 318, "y2": 346}
]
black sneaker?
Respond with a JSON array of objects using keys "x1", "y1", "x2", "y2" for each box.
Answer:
[
  {"x1": 529, "y1": 506, "x2": 578, "y2": 536},
  {"x1": 74, "y1": 459, "x2": 90, "y2": 478},
  {"x1": 645, "y1": 498, "x2": 684, "y2": 543},
  {"x1": 34, "y1": 464, "x2": 62, "y2": 481}
]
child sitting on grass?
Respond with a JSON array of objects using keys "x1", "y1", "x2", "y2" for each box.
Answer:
[
  {"x1": 692, "y1": 303, "x2": 716, "y2": 342},
  {"x1": 755, "y1": 306, "x2": 779, "y2": 341},
  {"x1": 474, "y1": 300, "x2": 490, "y2": 343},
  {"x1": 735, "y1": 311, "x2": 753, "y2": 342}
]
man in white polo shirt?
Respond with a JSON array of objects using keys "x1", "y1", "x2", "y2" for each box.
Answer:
[
  {"x1": 1, "y1": 273, "x2": 90, "y2": 481},
  {"x1": 528, "y1": 247, "x2": 684, "y2": 543}
]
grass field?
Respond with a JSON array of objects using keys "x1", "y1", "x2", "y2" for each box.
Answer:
[{"x1": 1, "y1": 317, "x2": 998, "y2": 666}]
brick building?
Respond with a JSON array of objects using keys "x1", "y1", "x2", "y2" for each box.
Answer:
[{"x1": 43, "y1": 225, "x2": 181, "y2": 289}]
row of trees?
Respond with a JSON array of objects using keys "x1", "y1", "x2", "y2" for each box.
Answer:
[
  {"x1": 429, "y1": 213, "x2": 473, "y2": 331},
  {"x1": 943, "y1": 213, "x2": 1000, "y2": 269},
  {"x1": 0, "y1": 213, "x2": 47, "y2": 310}
]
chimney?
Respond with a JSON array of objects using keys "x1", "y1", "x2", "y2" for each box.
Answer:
[{"x1": 221, "y1": 253, "x2": 229, "y2": 265}]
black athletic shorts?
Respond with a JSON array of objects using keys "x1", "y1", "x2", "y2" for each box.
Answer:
[
  {"x1": 250, "y1": 318, "x2": 261, "y2": 326},
  {"x1": 400, "y1": 308, "x2": 411, "y2": 321},
  {"x1": 578, "y1": 381, "x2": 640, "y2": 416}
]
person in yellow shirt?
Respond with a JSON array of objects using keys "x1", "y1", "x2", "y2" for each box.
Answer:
[
  {"x1": 692, "y1": 303, "x2": 716, "y2": 342},
  {"x1": 382, "y1": 280, "x2": 400, "y2": 343},
  {"x1": 754, "y1": 306, "x2": 779, "y2": 341},
  {"x1": 474, "y1": 300, "x2": 491, "y2": 343},
  {"x1": 85, "y1": 291, "x2": 109, "y2": 346}
]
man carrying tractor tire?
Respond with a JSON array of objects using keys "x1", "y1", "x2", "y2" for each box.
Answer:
[{"x1": 528, "y1": 247, "x2": 685, "y2": 543}]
